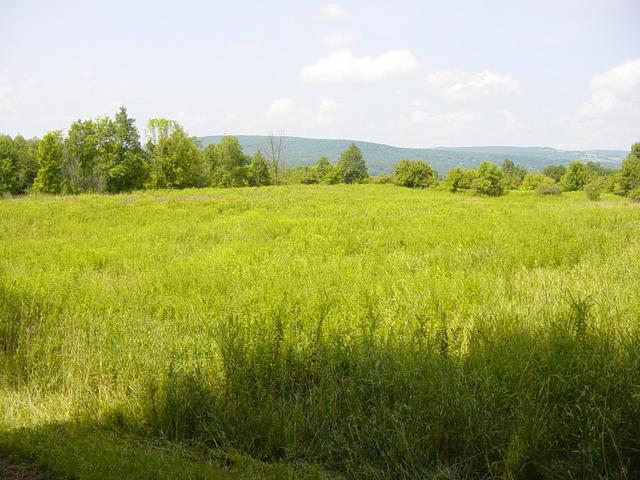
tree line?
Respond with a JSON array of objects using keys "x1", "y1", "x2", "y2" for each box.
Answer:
[
  {"x1": 0, "y1": 107, "x2": 369, "y2": 195},
  {"x1": 1, "y1": 107, "x2": 639, "y2": 200}
]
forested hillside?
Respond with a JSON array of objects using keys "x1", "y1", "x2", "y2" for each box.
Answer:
[{"x1": 199, "y1": 135, "x2": 627, "y2": 175}]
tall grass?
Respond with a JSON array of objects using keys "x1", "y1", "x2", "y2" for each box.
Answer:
[{"x1": 1, "y1": 185, "x2": 640, "y2": 478}]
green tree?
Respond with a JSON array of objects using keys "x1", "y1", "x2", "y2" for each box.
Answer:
[
  {"x1": 542, "y1": 165, "x2": 566, "y2": 183},
  {"x1": 501, "y1": 159, "x2": 526, "y2": 189},
  {"x1": 64, "y1": 119, "x2": 102, "y2": 193},
  {"x1": 586, "y1": 161, "x2": 615, "y2": 177},
  {"x1": 336, "y1": 143, "x2": 368, "y2": 184},
  {"x1": 146, "y1": 118, "x2": 205, "y2": 189},
  {"x1": 393, "y1": 159, "x2": 437, "y2": 188},
  {"x1": 105, "y1": 107, "x2": 148, "y2": 192},
  {"x1": 0, "y1": 135, "x2": 19, "y2": 194},
  {"x1": 205, "y1": 136, "x2": 249, "y2": 188},
  {"x1": 617, "y1": 143, "x2": 640, "y2": 195},
  {"x1": 33, "y1": 131, "x2": 63, "y2": 194},
  {"x1": 560, "y1": 161, "x2": 591, "y2": 191},
  {"x1": 521, "y1": 172, "x2": 554, "y2": 190},
  {"x1": 13, "y1": 135, "x2": 39, "y2": 192},
  {"x1": 248, "y1": 150, "x2": 272, "y2": 186},
  {"x1": 472, "y1": 161, "x2": 504, "y2": 196}
]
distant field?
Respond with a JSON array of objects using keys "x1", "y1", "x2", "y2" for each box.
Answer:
[{"x1": 1, "y1": 185, "x2": 640, "y2": 479}]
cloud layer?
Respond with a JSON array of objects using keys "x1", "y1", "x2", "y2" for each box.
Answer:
[{"x1": 555, "y1": 57, "x2": 640, "y2": 147}]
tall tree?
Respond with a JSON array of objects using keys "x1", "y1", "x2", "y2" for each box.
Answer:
[
  {"x1": 336, "y1": 143, "x2": 368, "y2": 184},
  {"x1": 64, "y1": 119, "x2": 102, "y2": 193},
  {"x1": 105, "y1": 107, "x2": 148, "y2": 192},
  {"x1": 13, "y1": 135, "x2": 39, "y2": 193},
  {"x1": 248, "y1": 150, "x2": 272, "y2": 186},
  {"x1": 146, "y1": 118, "x2": 205, "y2": 189},
  {"x1": 206, "y1": 136, "x2": 249, "y2": 187},
  {"x1": 33, "y1": 131, "x2": 63, "y2": 194}
]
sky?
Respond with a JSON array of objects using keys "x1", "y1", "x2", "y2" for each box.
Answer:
[{"x1": 1, "y1": 0, "x2": 639, "y2": 150}]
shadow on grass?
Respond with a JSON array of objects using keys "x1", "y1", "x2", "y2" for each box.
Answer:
[
  {"x1": 0, "y1": 419, "x2": 326, "y2": 480},
  {"x1": 128, "y1": 310, "x2": 640, "y2": 480}
]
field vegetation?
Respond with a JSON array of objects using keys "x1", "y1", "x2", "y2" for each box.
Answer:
[{"x1": 1, "y1": 184, "x2": 640, "y2": 478}]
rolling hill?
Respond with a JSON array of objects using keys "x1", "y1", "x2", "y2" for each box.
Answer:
[{"x1": 198, "y1": 135, "x2": 628, "y2": 175}]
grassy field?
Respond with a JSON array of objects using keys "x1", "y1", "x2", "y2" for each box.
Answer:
[{"x1": 1, "y1": 185, "x2": 640, "y2": 479}]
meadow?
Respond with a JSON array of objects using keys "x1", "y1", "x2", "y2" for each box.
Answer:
[{"x1": 1, "y1": 184, "x2": 640, "y2": 479}]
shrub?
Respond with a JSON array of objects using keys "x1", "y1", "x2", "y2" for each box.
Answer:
[
  {"x1": 560, "y1": 161, "x2": 592, "y2": 191},
  {"x1": 628, "y1": 187, "x2": 640, "y2": 202},
  {"x1": 472, "y1": 161, "x2": 504, "y2": 196},
  {"x1": 444, "y1": 167, "x2": 477, "y2": 193},
  {"x1": 536, "y1": 183, "x2": 561, "y2": 195},
  {"x1": 584, "y1": 180, "x2": 602, "y2": 201},
  {"x1": 372, "y1": 173, "x2": 393, "y2": 184},
  {"x1": 392, "y1": 159, "x2": 437, "y2": 188},
  {"x1": 521, "y1": 172, "x2": 554, "y2": 190}
]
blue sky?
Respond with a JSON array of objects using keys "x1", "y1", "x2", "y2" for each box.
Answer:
[{"x1": 1, "y1": 0, "x2": 639, "y2": 149}]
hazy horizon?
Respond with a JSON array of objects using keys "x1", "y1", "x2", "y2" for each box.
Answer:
[
  {"x1": 1, "y1": 0, "x2": 639, "y2": 150},
  {"x1": 198, "y1": 133, "x2": 630, "y2": 153}
]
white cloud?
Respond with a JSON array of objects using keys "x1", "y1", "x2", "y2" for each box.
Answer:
[
  {"x1": 578, "y1": 57, "x2": 640, "y2": 116},
  {"x1": 554, "y1": 57, "x2": 640, "y2": 148},
  {"x1": 300, "y1": 49, "x2": 419, "y2": 83},
  {"x1": 427, "y1": 70, "x2": 520, "y2": 101},
  {"x1": 322, "y1": 3, "x2": 349, "y2": 20},
  {"x1": 316, "y1": 97, "x2": 343, "y2": 124},
  {"x1": 267, "y1": 98, "x2": 295, "y2": 121},
  {"x1": 322, "y1": 32, "x2": 358, "y2": 49}
]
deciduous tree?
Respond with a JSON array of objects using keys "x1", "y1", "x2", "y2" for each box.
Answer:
[
  {"x1": 336, "y1": 143, "x2": 368, "y2": 184},
  {"x1": 33, "y1": 131, "x2": 63, "y2": 194}
]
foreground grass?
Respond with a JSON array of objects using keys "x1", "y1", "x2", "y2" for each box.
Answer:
[{"x1": 1, "y1": 185, "x2": 640, "y2": 478}]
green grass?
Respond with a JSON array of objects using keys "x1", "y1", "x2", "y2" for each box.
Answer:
[{"x1": 1, "y1": 185, "x2": 640, "y2": 478}]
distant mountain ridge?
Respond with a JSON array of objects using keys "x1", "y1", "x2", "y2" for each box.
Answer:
[{"x1": 198, "y1": 135, "x2": 628, "y2": 175}]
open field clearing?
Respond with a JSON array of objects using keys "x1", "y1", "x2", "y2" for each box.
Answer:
[{"x1": 1, "y1": 185, "x2": 640, "y2": 478}]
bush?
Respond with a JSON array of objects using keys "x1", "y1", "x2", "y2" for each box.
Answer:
[
  {"x1": 629, "y1": 187, "x2": 640, "y2": 202},
  {"x1": 372, "y1": 173, "x2": 394, "y2": 184},
  {"x1": 584, "y1": 180, "x2": 602, "y2": 201},
  {"x1": 521, "y1": 172, "x2": 554, "y2": 190},
  {"x1": 472, "y1": 161, "x2": 504, "y2": 196},
  {"x1": 392, "y1": 159, "x2": 437, "y2": 188},
  {"x1": 444, "y1": 167, "x2": 477, "y2": 193},
  {"x1": 536, "y1": 183, "x2": 561, "y2": 195},
  {"x1": 560, "y1": 161, "x2": 592, "y2": 191}
]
